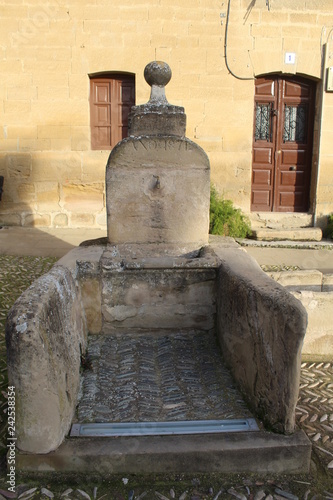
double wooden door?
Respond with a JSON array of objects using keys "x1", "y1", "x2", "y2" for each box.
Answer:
[
  {"x1": 251, "y1": 76, "x2": 315, "y2": 212},
  {"x1": 90, "y1": 74, "x2": 135, "y2": 150}
]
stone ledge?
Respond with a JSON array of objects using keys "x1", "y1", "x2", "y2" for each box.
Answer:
[
  {"x1": 252, "y1": 228, "x2": 322, "y2": 242},
  {"x1": 267, "y1": 270, "x2": 333, "y2": 292},
  {"x1": 15, "y1": 430, "x2": 311, "y2": 474},
  {"x1": 291, "y1": 290, "x2": 333, "y2": 358},
  {"x1": 323, "y1": 273, "x2": 333, "y2": 291},
  {"x1": 249, "y1": 212, "x2": 313, "y2": 230},
  {"x1": 267, "y1": 270, "x2": 323, "y2": 291},
  {"x1": 265, "y1": 271, "x2": 333, "y2": 357}
]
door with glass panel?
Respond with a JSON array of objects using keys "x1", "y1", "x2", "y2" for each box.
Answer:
[{"x1": 251, "y1": 76, "x2": 315, "y2": 212}]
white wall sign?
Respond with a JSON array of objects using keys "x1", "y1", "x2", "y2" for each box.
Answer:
[{"x1": 285, "y1": 52, "x2": 296, "y2": 64}]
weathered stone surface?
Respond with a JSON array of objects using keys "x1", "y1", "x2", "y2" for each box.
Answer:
[
  {"x1": 128, "y1": 105, "x2": 186, "y2": 137},
  {"x1": 322, "y1": 273, "x2": 333, "y2": 291},
  {"x1": 0, "y1": 213, "x2": 21, "y2": 226},
  {"x1": 262, "y1": 270, "x2": 333, "y2": 357},
  {"x1": 106, "y1": 136, "x2": 210, "y2": 250},
  {"x1": 15, "y1": 430, "x2": 311, "y2": 474},
  {"x1": 53, "y1": 213, "x2": 68, "y2": 227},
  {"x1": 106, "y1": 61, "x2": 209, "y2": 250},
  {"x1": 267, "y1": 269, "x2": 323, "y2": 291},
  {"x1": 6, "y1": 265, "x2": 88, "y2": 453},
  {"x1": 292, "y1": 290, "x2": 333, "y2": 358},
  {"x1": 101, "y1": 267, "x2": 216, "y2": 333},
  {"x1": 252, "y1": 227, "x2": 322, "y2": 242},
  {"x1": 57, "y1": 245, "x2": 104, "y2": 278},
  {"x1": 80, "y1": 277, "x2": 102, "y2": 334},
  {"x1": 24, "y1": 213, "x2": 51, "y2": 227},
  {"x1": 128, "y1": 61, "x2": 186, "y2": 138},
  {"x1": 249, "y1": 212, "x2": 313, "y2": 230},
  {"x1": 62, "y1": 183, "x2": 104, "y2": 213},
  {"x1": 210, "y1": 238, "x2": 307, "y2": 434},
  {"x1": 6, "y1": 153, "x2": 32, "y2": 179}
]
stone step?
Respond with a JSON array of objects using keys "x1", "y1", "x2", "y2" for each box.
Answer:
[
  {"x1": 249, "y1": 212, "x2": 313, "y2": 230},
  {"x1": 16, "y1": 430, "x2": 311, "y2": 474},
  {"x1": 252, "y1": 227, "x2": 322, "y2": 242}
]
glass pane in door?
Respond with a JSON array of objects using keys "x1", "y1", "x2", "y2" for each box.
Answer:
[
  {"x1": 255, "y1": 103, "x2": 271, "y2": 141},
  {"x1": 283, "y1": 105, "x2": 307, "y2": 143}
]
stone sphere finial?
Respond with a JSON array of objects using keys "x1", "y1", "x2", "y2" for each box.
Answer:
[
  {"x1": 128, "y1": 61, "x2": 185, "y2": 136},
  {"x1": 144, "y1": 61, "x2": 172, "y2": 88}
]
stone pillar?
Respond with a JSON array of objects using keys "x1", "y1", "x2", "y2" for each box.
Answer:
[{"x1": 106, "y1": 61, "x2": 210, "y2": 253}]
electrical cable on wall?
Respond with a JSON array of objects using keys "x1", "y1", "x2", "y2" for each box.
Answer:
[{"x1": 224, "y1": 0, "x2": 255, "y2": 81}]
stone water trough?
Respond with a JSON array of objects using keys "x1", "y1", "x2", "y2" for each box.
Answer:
[{"x1": 6, "y1": 62, "x2": 311, "y2": 473}]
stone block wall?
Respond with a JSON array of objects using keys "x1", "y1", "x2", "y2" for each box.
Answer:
[{"x1": 0, "y1": 0, "x2": 332, "y2": 227}]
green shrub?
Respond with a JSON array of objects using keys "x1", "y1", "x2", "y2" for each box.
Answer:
[
  {"x1": 209, "y1": 185, "x2": 252, "y2": 238},
  {"x1": 324, "y1": 213, "x2": 333, "y2": 239}
]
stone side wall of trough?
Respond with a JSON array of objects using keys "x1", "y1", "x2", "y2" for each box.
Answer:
[
  {"x1": 210, "y1": 238, "x2": 308, "y2": 435},
  {"x1": 5, "y1": 265, "x2": 88, "y2": 454},
  {"x1": 100, "y1": 268, "x2": 216, "y2": 334},
  {"x1": 62, "y1": 246, "x2": 219, "y2": 335}
]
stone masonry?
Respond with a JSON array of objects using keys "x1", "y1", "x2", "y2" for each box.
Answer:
[
  {"x1": 5, "y1": 61, "x2": 308, "y2": 465},
  {"x1": 0, "y1": 1, "x2": 333, "y2": 228},
  {"x1": 106, "y1": 61, "x2": 210, "y2": 250}
]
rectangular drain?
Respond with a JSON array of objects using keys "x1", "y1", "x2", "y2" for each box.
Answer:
[{"x1": 70, "y1": 419, "x2": 259, "y2": 437}]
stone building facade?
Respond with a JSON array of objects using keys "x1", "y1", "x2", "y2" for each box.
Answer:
[{"x1": 0, "y1": 0, "x2": 332, "y2": 230}]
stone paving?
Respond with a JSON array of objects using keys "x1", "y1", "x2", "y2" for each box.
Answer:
[
  {"x1": 0, "y1": 255, "x2": 332, "y2": 499},
  {"x1": 1, "y1": 478, "x2": 332, "y2": 500},
  {"x1": 296, "y1": 362, "x2": 333, "y2": 472},
  {"x1": 77, "y1": 332, "x2": 253, "y2": 424}
]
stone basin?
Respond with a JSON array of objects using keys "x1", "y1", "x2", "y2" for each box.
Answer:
[
  {"x1": 5, "y1": 61, "x2": 311, "y2": 473},
  {"x1": 6, "y1": 237, "x2": 311, "y2": 473}
]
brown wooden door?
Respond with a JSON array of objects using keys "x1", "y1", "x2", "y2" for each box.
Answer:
[
  {"x1": 90, "y1": 74, "x2": 135, "y2": 150},
  {"x1": 251, "y1": 76, "x2": 315, "y2": 212}
]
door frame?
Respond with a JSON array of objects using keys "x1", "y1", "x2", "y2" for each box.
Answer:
[{"x1": 251, "y1": 74, "x2": 316, "y2": 213}]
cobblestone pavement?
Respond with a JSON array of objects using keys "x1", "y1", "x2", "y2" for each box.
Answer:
[
  {"x1": 77, "y1": 332, "x2": 253, "y2": 424},
  {"x1": 0, "y1": 255, "x2": 332, "y2": 499},
  {"x1": 296, "y1": 362, "x2": 333, "y2": 472}
]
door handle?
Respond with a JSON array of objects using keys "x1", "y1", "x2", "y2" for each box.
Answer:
[{"x1": 289, "y1": 166, "x2": 297, "y2": 171}]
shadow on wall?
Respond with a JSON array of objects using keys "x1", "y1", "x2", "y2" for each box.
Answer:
[
  {"x1": 244, "y1": 0, "x2": 256, "y2": 23},
  {"x1": 0, "y1": 151, "x2": 107, "y2": 230},
  {"x1": 0, "y1": 153, "x2": 48, "y2": 227},
  {"x1": 0, "y1": 176, "x2": 3, "y2": 202},
  {"x1": 0, "y1": 226, "x2": 107, "y2": 259}
]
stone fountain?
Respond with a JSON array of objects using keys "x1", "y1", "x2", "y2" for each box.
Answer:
[{"x1": 6, "y1": 62, "x2": 311, "y2": 473}]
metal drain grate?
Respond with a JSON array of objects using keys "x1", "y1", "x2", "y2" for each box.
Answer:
[{"x1": 70, "y1": 419, "x2": 259, "y2": 437}]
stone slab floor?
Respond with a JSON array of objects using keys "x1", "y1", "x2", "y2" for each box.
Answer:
[{"x1": 77, "y1": 331, "x2": 253, "y2": 424}]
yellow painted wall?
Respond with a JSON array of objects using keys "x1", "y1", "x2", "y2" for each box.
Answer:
[{"x1": 0, "y1": 0, "x2": 332, "y2": 228}]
